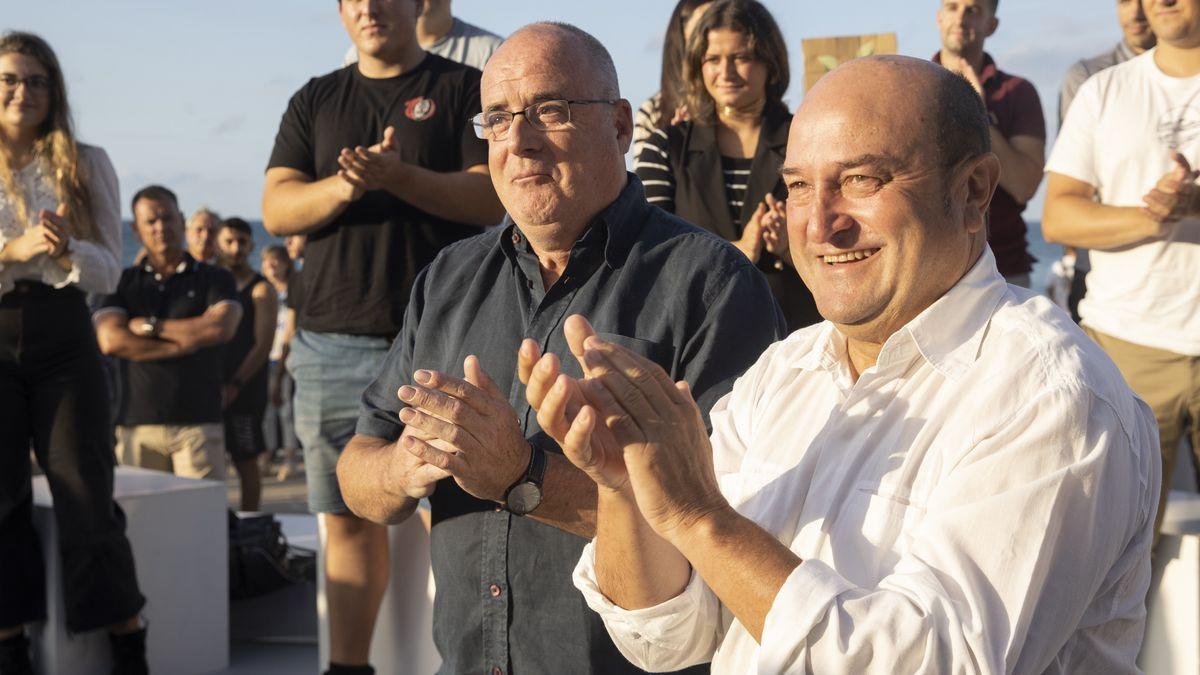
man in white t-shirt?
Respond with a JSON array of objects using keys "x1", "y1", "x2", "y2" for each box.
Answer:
[{"x1": 1044, "y1": 0, "x2": 1200, "y2": 537}]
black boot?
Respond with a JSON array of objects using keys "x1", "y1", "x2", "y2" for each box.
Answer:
[
  {"x1": 324, "y1": 664, "x2": 375, "y2": 675},
  {"x1": 108, "y1": 626, "x2": 148, "y2": 675},
  {"x1": 0, "y1": 633, "x2": 32, "y2": 675}
]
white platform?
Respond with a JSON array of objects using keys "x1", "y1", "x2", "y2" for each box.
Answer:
[
  {"x1": 30, "y1": 466, "x2": 228, "y2": 675},
  {"x1": 316, "y1": 514, "x2": 441, "y2": 674},
  {"x1": 1142, "y1": 490, "x2": 1200, "y2": 675}
]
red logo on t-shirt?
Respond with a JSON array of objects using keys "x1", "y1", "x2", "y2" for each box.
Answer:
[{"x1": 405, "y1": 97, "x2": 436, "y2": 121}]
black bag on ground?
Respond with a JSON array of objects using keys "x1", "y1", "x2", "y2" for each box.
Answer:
[{"x1": 227, "y1": 511, "x2": 316, "y2": 600}]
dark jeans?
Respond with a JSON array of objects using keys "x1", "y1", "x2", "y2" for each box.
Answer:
[{"x1": 0, "y1": 282, "x2": 144, "y2": 632}]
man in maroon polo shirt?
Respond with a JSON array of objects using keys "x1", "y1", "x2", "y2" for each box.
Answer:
[{"x1": 934, "y1": 0, "x2": 1046, "y2": 287}]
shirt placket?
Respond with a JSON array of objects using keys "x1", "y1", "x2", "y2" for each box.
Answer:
[{"x1": 480, "y1": 231, "x2": 600, "y2": 674}]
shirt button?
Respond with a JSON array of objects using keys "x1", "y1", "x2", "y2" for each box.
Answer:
[
  {"x1": 489, "y1": 583, "x2": 502, "y2": 598},
  {"x1": 492, "y1": 667, "x2": 503, "y2": 675},
  {"x1": 631, "y1": 632, "x2": 642, "y2": 640},
  {"x1": 511, "y1": 232, "x2": 521, "y2": 245}
]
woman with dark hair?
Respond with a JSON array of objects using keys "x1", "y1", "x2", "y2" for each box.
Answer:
[
  {"x1": 636, "y1": 0, "x2": 819, "y2": 331},
  {"x1": 0, "y1": 32, "x2": 146, "y2": 674},
  {"x1": 631, "y1": 0, "x2": 711, "y2": 159}
]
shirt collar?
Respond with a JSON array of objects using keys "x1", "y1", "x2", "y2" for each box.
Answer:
[
  {"x1": 791, "y1": 247, "x2": 1008, "y2": 383},
  {"x1": 931, "y1": 51, "x2": 1000, "y2": 88},
  {"x1": 499, "y1": 172, "x2": 651, "y2": 270},
  {"x1": 141, "y1": 251, "x2": 195, "y2": 276}
]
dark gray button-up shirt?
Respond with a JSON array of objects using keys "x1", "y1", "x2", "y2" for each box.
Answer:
[{"x1": 357, "y1": 174, "x2": 786, "y2": 674}]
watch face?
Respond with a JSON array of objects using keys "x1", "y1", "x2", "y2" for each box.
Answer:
[{"x1": 506, "y1": 482, "x2": 543, "y2": 516}]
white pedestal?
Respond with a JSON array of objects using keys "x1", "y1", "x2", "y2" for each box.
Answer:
[
  {"x1": 316, "y1": 514, "x2": 440, "y2": 674},
  {"x1": 1141, "y1": 490, "x2": 1200, "y2": 675},
  {"x1": 30, "y1": 466, "x2": 229, "y2": 675}
]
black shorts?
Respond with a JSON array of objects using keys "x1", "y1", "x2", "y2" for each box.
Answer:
[{"x1": 224, "y1": 411, "x2": 266, "y2": 460}]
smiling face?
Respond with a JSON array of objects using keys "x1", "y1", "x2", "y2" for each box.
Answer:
[
  {"x1": 1146, "y1": 0, "x2": 1200, "y2": 46},
  {"x1": 481, "y1": 27, "x2": 632, "y2": 230},
  {"x1": 339, "y1": 0, "x2": 420, "y2": 61},
  {"x1": 1119, "y1": 0, "x2": 1156, "y2": 51},
  {"x1": 701, "y1": 28, "x2": 769, "y2": 112},
  {"x1": 782, "y1": 58, "x2": 997, "y2": 344},
  {"x1": 0, "y1": 53, "x2": 51, "y2": 136},
  {"x1": 937, "y1": 0, "x2": 999, "y2": 56}
]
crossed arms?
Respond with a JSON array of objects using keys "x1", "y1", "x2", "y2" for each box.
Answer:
[{"x1": 94, "y1": 301, "x2": 241, "y2": 362}]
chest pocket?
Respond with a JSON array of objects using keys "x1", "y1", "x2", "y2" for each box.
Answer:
[
  {"x1": 841, "y1": 484, "x2": 927, "y2": 580},
  {"x1": 596, "y1": 332, "x2": 675, "y2": 375}
]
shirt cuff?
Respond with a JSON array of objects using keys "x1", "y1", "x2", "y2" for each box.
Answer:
[
  {"x1": 758, "y1": 558, "x2": 858, "y2": 673},
  {"x1": 572, "y1": 539, "x2": 707, "y2": 652}
]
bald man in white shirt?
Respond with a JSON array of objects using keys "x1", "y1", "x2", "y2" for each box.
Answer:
[{"x1": 519, "y1": 55, "x2": 1160, "y2": 673}]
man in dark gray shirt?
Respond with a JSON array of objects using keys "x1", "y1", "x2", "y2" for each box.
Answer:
[
  {"x1": 337, "y1": 22, "x2": 783, "y2": 675},
  {"x1": 1056, "y1": 0, "x2": 1155, "y2": 319}
]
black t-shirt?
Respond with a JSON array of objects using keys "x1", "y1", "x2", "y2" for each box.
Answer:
[
  {"x1": 267, "y1": 55, "x2": 489, "y2": 337},
  {"x1": 96, "y1": 254, "x2": 238, "y2": 426},
  {"x1": 223, "y1": 272, "x2": 270, "y2": 414}
]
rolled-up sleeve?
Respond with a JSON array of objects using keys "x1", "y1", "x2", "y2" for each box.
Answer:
[
  {"x1": 356, "y1": 267, "x2": 426, "y2": 441},
  {"x1": 756, "y1": 386, "x2": 1158, "y2": 673},
  {"x1": 573, "y1": 540, "x2": 723, "y2": 672}
]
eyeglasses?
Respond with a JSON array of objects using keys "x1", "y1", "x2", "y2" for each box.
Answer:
[
  {"x1": 0, "y1": 74, "x2": 51, "y2": 94},
  {"x1": 472, "y1": 99, "x2": 617, "y2": 140}
]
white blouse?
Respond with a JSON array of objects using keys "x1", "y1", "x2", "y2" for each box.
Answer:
[
  {"x1": 0, "y1": 144, "x2": 123, "y2": 298},
  {"x1": 574, "y1": 249, "x2": 1160, "y2": 674}
]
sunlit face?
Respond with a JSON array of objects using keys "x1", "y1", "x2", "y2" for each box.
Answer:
[
  {"x1": 339, "y1": 0, "x2": 420, "y2": 61},
  {"x1": 781, "y1": 67, "x2": 992, "y2": 343},
  {"x1": 132, "y1": 198, "x2": 184, "y2": 260},
  {"x1": 186, "y1": 212, "x2": 219, "y2": 261},
  {"x1": 1145, "y1": 0, "x2": 1200, "y2": 46},
  {"x1": 1118, "y1": 0, "x2": 1156, "y2": 50},
  {"x1": 481, "y1": 33, "x2": 632, "y2": 228},
  {"x1": 261, "y1": 252, "x2": 291, "y2": 285},
  {"x1": 217, "y1": 227, "x2": 253, "y2": 267},
  {"x1": 0, "y1": 53, "x2": 51, "y2": 135},
  {"x1": 937, "y1": 0, "x2": 999, "y2": 55},
  {"x1": 701, "y1": 29, "x2": 769, "y2": 112}
]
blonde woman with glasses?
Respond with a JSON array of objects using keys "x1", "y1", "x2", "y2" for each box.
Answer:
[{"x1": 0, "y1": 31, "x2": 147, "y2": 675}]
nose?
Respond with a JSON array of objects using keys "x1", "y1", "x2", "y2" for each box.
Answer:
[
  {"x1": 504, "y1": 113, "x2": 542, "y2": 156},
  {"x1": 805, "y1": 186, "x2": 855, "y2": 245},
  {"x1": 722, "y1": 57, "x2": 739, "y2": 81}
]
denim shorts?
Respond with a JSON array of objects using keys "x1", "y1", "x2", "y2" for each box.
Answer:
[{"x1": 286, "y1": 329, "x2": 392, "y2": 514}]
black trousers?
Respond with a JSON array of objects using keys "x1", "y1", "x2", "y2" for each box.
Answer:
[{"x1": 0, "y1": 282, "x2": 144, "y2": 632}]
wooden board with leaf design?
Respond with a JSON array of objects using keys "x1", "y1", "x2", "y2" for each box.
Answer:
[{"x1": 801, "y1": 33, "x2": 898, "y2": 92}]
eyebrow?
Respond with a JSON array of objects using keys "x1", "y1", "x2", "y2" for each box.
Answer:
[
  {"x1": 781, "y1": 154, "x2": 902, "y2": 178},
  {"x1": 483, "y1": 91, "x2": 570, "y2": 113}
]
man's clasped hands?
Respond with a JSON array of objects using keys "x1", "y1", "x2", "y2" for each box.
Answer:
[{"x1": 389, "y1": 313, "x2": 729, "y2": 545}]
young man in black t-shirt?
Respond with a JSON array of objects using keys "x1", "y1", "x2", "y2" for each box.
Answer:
[
  {"x1": 262, "y1": 1, "x2": 502, "y2": 673},
  {"x1": 94, "y1": 185, "x2": 242, "y2": 481}
]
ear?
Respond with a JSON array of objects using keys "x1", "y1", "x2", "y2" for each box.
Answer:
[
  {"x1": 985, "y1": 16, "x2": 999, "y2": 39},
  {"x1": 960, "y1": 152, "x2": 1000, "y2": 235},
  {"x1": 613, "y1": 99, "x2": 634, "y2": 155}
]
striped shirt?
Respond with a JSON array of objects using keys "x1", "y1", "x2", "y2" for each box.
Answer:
[{"x1": 634, "y1": 125, "x2": 755, "y2": 228}]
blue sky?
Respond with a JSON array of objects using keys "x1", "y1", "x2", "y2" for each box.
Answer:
[{"x1": 7, "y1": 0, "x2": 1122, "y2": 219}]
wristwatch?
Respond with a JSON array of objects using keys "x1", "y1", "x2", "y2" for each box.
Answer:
[
  {"x1": 139, "y1": 316, "x2": 160, "y2": 337},
  {"x1": 503, "y1": 442, "x2": 547, "y2": 516}
]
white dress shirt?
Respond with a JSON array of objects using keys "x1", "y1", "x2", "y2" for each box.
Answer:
[
  {"x1": 0, "y1": 144, "x2": 123, "y2": 298},
  {"x1": 574, "y1": 249, "x2": 1159, "y2": 674}
]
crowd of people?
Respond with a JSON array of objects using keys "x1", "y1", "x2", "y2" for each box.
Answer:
[{"x1": 0, "y1": 0, "x2": 1193, "y2": 673}]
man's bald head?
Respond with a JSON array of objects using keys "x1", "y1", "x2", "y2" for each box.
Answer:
[
  {"x1": 807, "y1": 55, "x2": 990, "y2": 173},
  {"x1": 494, "y1": 22, "x2": 620, "y2": 99}
]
